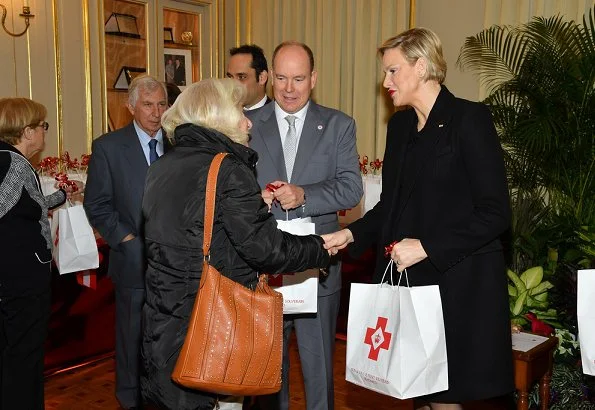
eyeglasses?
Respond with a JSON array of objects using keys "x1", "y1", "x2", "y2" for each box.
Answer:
[{"x1": 23, "y1": 121, "x2": 49, "y2": 133}]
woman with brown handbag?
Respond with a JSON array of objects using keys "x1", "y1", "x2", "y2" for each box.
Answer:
[{"x1": 140, "y1": 78, "x2": 330, "y2": 410}]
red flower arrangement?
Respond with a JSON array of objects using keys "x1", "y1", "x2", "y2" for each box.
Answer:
[
  {"x1": 370, "y1": 158, "x2": 383, "y2": 175},
  {"x1": 358, "y1": 155, "x2": 383, "y2": 175},
  {"x1": 37, "y1": 156, "x2": 61, "y2": 176},
  {"x1": 37, "y1": 151, "x2": 91, "y2": 176},
  {"x1": 37, "y1": 151, "x2": 90, "y2": 194}
]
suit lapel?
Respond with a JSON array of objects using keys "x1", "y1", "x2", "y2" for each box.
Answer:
[
  {"x1": 291, "y1": 103, "x2": 323, "y2": 182},
  {"x1": 255, "y1": 105, "x2": 288, "y2": 180}
]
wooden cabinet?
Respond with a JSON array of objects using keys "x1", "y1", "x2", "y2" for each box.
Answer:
[
  {"x1": 104, "y1": 0, "x2": 148, "y2": 130},
  {"x1": 99, "y1": 0, "x2": 214, "y2": 132}
]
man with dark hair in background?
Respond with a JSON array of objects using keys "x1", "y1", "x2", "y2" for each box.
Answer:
[{"x1": 226, "y1": 44, "x2": 271, "y2": 110}]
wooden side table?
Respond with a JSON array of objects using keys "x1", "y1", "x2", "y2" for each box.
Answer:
[{"x1": 513, "y1": 334, "x2": 558, "y2": 410}]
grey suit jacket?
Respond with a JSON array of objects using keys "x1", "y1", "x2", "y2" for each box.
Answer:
[
  {"x1": 84, "y1": 123, "x2": 167, "y2": 288},
  {"x1": 248, "y1": 102, "x2": 362, "y2": 296}
]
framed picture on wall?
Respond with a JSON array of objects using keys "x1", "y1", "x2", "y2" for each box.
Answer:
[
  {"x1": 113, "y1": 66, "x2": 146, "y2": 90},
  {"x1": 164, "y1": 27, "x2": 174, "y2": 43},
  {"x1": 164, "y1": 48, "x2": 192, "y2": 89}
]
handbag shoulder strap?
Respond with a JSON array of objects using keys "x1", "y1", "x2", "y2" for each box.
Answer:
[{"x1": 203, "y1": 152, "x2": 229, "y2": 259}]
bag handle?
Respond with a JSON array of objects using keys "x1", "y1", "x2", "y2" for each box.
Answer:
[
  {"x1": 202, "y1": 153, "x2": 229, "y2": 260},
  {"x1": 380, "y1": 260, "x2": 410, "y2": 288}
]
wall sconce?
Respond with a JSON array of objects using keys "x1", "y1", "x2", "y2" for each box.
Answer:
[{"x1": 0, "y1": 4, "x2": 35, "y2": 37}]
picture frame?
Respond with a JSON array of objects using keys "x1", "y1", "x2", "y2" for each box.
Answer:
[
  {"x1": 164, "y1": 48, "x2": 192, "y2": 89},
  {"x1": 105, "y1": 12, "x2": 141, "y2": 39},
  {"x1": 113, "y1": 66, "x2": 146, "y2": 90},
  {"x1": 164, "y1": 27, "x2": 174, "y2": 43}
]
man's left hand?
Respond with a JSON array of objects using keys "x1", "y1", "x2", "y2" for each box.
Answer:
[{"x1": 270, "y1": 180, "x2": 305, "y2": 210}]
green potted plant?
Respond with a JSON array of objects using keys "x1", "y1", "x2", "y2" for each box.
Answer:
[{"x1": 457, "y1": 7, "x2": 595, "y2": 407}]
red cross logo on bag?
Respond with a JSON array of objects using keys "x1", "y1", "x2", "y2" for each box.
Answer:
[{"x1": 364, "y1": 317, "x2": 392, "y2": 360}]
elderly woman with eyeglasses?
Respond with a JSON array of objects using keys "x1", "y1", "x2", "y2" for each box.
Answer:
[{"x1": 0, "y1": 97, "x2": 80, "y2": 409}]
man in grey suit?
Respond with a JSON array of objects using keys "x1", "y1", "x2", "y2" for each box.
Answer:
[
  {"x1": 84, "y1": 75, "x2": 168, "y2": 410},
  {"x1": 248, "y1": 41, "x2": 362, "y2": 410}
]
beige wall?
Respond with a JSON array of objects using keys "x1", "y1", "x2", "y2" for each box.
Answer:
[
  {"x1": 415, "y1": 0, "x2": 594, "y2": 102},
  {"x1": 416, "y1": 0, "x2": 485, "y2": 101}
]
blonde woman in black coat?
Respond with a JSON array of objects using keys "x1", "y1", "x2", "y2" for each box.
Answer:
[
  {"x1": 323, "y1": 28, "x2": 514, "y2": 408},
  {"x1": 140, "y1": 78, "x2": 330, "y2": 410}
]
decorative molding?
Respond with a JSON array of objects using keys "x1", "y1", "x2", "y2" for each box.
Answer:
[
  {"x1": 409, "y1": 0, "x2": 416, "y2": 28},
  {"x1": 83, "y1": 0, "x2": 93, "y2": 153},
  {"x1": 51, "y1": 0, "x2": 63, "y2": 157},
  {"x1": 234, "y1": 0, "x2": 239, "y2": 45},
  {"x1": 246, "y1": 0, "x2": 251, "y2": 44},
  {"x1": 98, "y1": 0, "x2": 108, "y2": 134}
]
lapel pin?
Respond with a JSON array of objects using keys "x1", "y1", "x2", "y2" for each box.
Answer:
[
  {"x1": 317, "y1": 125, "x2": 323, "y2": 130},
  {"x1": 438, "y1": 124, "x2": 444, "y2": 128}
]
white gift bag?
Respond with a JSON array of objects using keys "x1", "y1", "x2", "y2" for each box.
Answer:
[
  {"x1": 578, "y1": 269, "x2": 595, "y2": 375},
  {"x1": 53, "y1": 203, "x2": 99, "y2": 274},
  {"x1": 270, "y1": 217, "x2": 319, "y2": 314},
  {"x1": 345, "y1": 261, "x2": 448, "y2": 399},
  {"x1": 362, "y1": 175, "x2": 382, "y2": 214}
]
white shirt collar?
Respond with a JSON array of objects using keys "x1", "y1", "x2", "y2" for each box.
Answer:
[
  {"x1": 244, "y1": 95, "x2": 268, "y2": 111},
  {"x1": 274, "y1": 101, "x2": 310, "y2": 124},
  {"x1": 133, "y1": 120, "x2": 163, "y2": 144}
]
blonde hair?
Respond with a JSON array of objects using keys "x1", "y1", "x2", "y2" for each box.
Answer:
[
  {"x1": 161, "y1": 78, "x2": 248, "y2": 145},
  {"x1": 378, "y1": 27, "x2": 447, "y2": 84},
  {"x1": 0, "y1": 98, "x2": 47, "y2": 146}
]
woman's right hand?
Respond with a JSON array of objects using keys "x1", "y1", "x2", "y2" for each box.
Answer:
[{"x1": 321, "y1": 229, "x2": 354, "y2": 255}]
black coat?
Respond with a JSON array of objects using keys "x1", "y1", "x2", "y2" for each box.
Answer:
[
  {"x1": 349, "y1": 87, "x2": 514, "y2": 401},
  {"x1": 140, "y1": 124, "x2": 329, "y2": 409}
]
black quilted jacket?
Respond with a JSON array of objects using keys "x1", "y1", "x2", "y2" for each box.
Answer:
[{"x1": 140, "y1": 123, "x2": 329, "y2": 409}]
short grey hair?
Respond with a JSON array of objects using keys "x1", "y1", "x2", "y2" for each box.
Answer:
[{"x1": 128, "y1": 75, "x2": 167, "y2": 107}]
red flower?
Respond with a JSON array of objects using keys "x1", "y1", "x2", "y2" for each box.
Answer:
[
  {"x1": 81, "y1": 154, "x2": 91, "y2": 167},
  {"x1": 384, "y1": 241, "x2": 399, "y2": 258},
  {"x1": 37, "y1": 156, "x2": 60, "y2": 175},
  {"x1": 358, "y1": 155, "x2": 369, "y2": 175},
  {"x1": 370, "y1": 158, "x2": 383, "y2": 173},
  {"x1": 54, "y1": 173, "x2": 78, "y2": 192},
  {"x1": 525, "y1": 312, "x2": 554, "y2": 336}
]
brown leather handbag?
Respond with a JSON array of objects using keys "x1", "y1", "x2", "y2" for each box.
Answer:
[{"x1": 171, "y1": 152, "x2": 283, "y2": 396}]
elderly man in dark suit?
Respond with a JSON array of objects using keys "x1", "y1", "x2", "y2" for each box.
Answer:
[
  {"x1": 84, "y1": 75, "x2": 168, "y2": 410},
  {"x1": 248, "y1": 41, "x2": 362, "y2": 410}
]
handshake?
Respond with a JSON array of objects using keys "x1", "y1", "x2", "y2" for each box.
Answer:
[
  {"x1": 320, "y1": 229, "x2": 354, "y2": 257},
  {"x1": 321, "y1": 233, "x2": 428, "y2": 274}
]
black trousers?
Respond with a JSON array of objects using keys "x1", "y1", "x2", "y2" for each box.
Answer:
[{"x1": 0, "y1": 287, "x2": 51, "y2": 410}]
